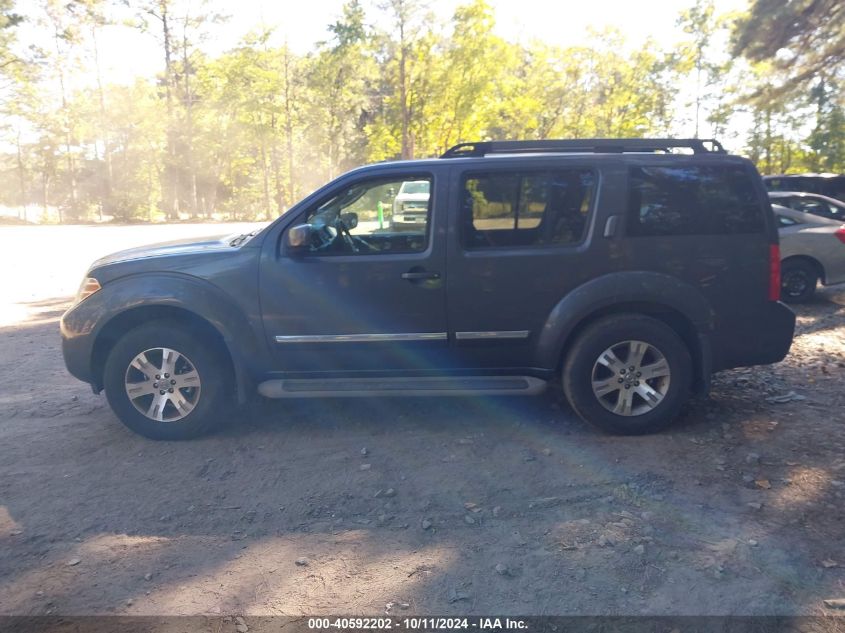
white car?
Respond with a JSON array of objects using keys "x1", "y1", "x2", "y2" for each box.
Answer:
[
  {"x1": 769, "y1": 191, "x2": 845, "y2": 222},
  {"x1": 391, "y1": 180, "x2": 430, "y2": 231},
  {"x1": 774, "y1": 204, "x2": 845, "y2": 302}
]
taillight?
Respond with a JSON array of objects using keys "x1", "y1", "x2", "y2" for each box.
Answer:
[
  {"x1": 768, "y1": 244, "x2": 781, "y2": 301},
  {"x1": 836, "y1": 227, "x2": 845, "y2": 245}
]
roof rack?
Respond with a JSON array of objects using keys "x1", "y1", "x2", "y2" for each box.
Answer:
[{"x1": 440, "y1": 138, "x2": 726, "y2": 158}]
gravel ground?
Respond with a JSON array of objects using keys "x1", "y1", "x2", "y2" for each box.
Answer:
[{"x1": 0, "y1": 225, "x2": 844, "y2": 617}]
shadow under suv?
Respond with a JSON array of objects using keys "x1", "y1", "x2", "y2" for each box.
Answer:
[{"x1": 61, "y1": 138, "x2": 796, "y2": 440}]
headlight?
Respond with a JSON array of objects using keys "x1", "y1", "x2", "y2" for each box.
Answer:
[{"x1": 75, "y1": 277, "x2": 101, "y2": 304}]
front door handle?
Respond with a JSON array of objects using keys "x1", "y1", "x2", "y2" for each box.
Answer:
[
  {"x1": 604, "y1": 214, "x2": 622, "y2": 238},
  {"x1": 401, "y1": 270, "x2": 440, "y2": 281}
]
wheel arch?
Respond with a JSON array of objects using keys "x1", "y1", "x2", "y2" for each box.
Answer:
[
  {"x1": 556, "y1": 301, "x2": 708, "y2": 392},
  {"x1": 781, "y1": 254, "x2": 825, "y2": 284},
  {"x1": 91, "y1": 305, "x2": 245, "y2": 398},
  {"x1": 82, "y1": 273, "x2": 264, "y2": 403},
  {"x1": 537, "y1": 272, "x2": 715, "y2": 394}
]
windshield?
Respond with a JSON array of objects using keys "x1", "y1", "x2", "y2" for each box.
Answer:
[{"x1": 400, "y1": 181, "x2": 430, "y2": 195}]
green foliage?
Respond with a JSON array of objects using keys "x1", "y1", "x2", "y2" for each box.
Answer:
[
  {"x1": 732, "y1": 0, "x2": 844, "y2": 92},
  {"x1": 730, "y1": 0, "x2": 844, "y2": 174},
  {"x1": 0, "y1": 0, "x2": 23, "y2": 73},
  {"x1": 0, "y1": 0, "x2": 842, "y2": 223}
]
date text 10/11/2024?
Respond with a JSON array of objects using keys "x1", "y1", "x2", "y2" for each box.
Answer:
[{"x1": 307, "y1": 618, "x2": 529, "y2": 630}]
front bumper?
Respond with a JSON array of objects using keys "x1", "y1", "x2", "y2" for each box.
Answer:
[{"x1": 60, "y1": 300, "x2": 99, "y2": 390}]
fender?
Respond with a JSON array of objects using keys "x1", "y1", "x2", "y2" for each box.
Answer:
[
  {"x1": 535, "y1": 271, "x2": 716, "y2": 373},
  {"x1": 62, "y1": 272, "x2": 268, "y2": 401}
]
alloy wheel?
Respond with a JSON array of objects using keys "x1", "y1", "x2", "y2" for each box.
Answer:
[
  {"x1": 591, "y1": 340, "x2": 671, "y2": 416},
  {"x1": 124, "y1": 347, "x2": 202, "y2": 422}
]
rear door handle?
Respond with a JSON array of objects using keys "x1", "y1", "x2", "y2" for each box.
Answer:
[{"x1": 401, "y1": 271, "x2": 440, "y2": 280}]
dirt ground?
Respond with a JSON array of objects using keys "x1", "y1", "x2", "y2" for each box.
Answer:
[{"x1": 0, "y1": 225, "x2": 844, "y2": 617}]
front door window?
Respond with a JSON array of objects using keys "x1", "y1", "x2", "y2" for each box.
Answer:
[{"x1": 294, "y1": 176, "x2": 432, "y2": 256}]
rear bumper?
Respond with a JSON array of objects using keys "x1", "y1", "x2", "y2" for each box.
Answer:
[{"x1": 713, "y1": 301, "x2": 796, "y2": 370}]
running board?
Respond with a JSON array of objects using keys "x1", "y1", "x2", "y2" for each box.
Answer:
[{"x1": 257, "y1": 376, "x2": 547, "y2": 398}]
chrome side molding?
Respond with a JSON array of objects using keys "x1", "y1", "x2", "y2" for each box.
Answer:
[
  {"x1": 275, "y1": 332, "x2": 448, "y2": 344},
  {"x1": 275, "y1": 331, "x2": 530, "y2": 343},
  {"x1": 454, "y1": 330, "x2": 530, "y2": 340}
]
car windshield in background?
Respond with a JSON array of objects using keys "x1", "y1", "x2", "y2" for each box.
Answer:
[
  {"x1": 400, "y1": 181, "x2": 430, "y2": 195},
  {"x1": 769, "y1": 193, "x2": 845, "y2": 221}
]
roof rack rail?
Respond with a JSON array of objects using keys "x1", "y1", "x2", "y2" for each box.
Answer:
[{"x1": 440, "y1": 138, "x2": 726, "y2": 158}]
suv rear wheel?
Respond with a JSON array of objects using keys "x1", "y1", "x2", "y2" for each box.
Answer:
[
  {"x1": 103, "y1": 320, "x2": 233, "y2": 440},
  {"x1": 562, "y1": 314, "x2": 692, "y2": 435}
]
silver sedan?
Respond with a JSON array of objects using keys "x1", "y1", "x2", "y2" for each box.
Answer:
[
  {"x1": 774, "y1": 204, "x2": 845, "y2": 302},
  {"x1": 769, "y1": 191, "x2": 845, "y2": 222}
]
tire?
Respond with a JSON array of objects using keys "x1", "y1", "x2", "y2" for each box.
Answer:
[
  {"x1": 780, "y1": 260, "x2": 818, "y2": 303},
  {"x1": 562, "y1": 314, "x2": 692, "y2": 435},
  {"x1": 103, "y1": 319, "x2": 233, "y2": 440}
]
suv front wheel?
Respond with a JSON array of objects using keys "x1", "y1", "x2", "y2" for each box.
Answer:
[
  {"x1": 562, "y1": 314, "x2": 692, "y2": 435},
  {"x1": 103, "y1": 320, "x2": 233, "y2": 440}
]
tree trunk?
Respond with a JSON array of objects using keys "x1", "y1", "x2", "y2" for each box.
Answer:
[
  {"x1": 182, "y1": 26, "x2": 198, "y2": 218},
  {"x1": 159, "y1": 2, "x2": 180, "y2": 220},
  {"x1": 53, "y1": 28, "x2": 77, "y2": 222},
  {"x1": 398, "y1": 20, "x2": 412, "y2": 159},
  {"x1": 283, "y1": 47, "x2": 296, "y2": 207},
  {"x1": 147, "y1": 166, "x2": 155, "y2": 222},
  {"x1": 260, "y1": 134, "x2": 271, "y2": 221},
  {"x1": 42, "y1": 173, "x2": 50, "y2": 222},
  {"x1": 270, "y1": 112, "x2": 284, "y2": 216},
  {"x1": 764, "y1": 108, "x2": 772, "y2": 175},
  {"x1": 694, "y1": 57, "x2": 702, "y2": 138},
  {"x1": 15, "y1": 127, "x2": 27, "y2": 222},
  {"x1": 93, "y1": 27, "x2": 112, "y2": 222}
]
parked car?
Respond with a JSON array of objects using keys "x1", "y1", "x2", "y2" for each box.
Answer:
[
  {"x1": 390, "y1": 179, "x2": 430, "y2": 231},
  {"x1": 764, "y1": 173, "x2": 845, "y2": 202},
  {"x1": 773, "y1": 204, "x2": 845, "y2": 302},
  {"x1": 769, "y1": 191, "x2": 845, "y2": 222},
  {"x1": 61, "y1": 138, "x2": 796, "y2": 440}
]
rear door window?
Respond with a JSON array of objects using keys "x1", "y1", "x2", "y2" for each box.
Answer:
[
  {"x1": 627, "y1": 165, "x2": 764, "y2": 236},
  {"x1": 461, "y1": 169, "x2": 595, "y2": 249}
]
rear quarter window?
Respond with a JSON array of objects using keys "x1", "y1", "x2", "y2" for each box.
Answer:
[{"x1": 628, "y1": 165, "x2": 764, "y2": 236}]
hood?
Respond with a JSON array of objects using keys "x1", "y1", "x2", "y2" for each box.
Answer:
[
  {"x1": 90, "y1": 233, "x2": 241, "y2": 268},
  {"x1": 395, "y1": 192, "x2": 430, "y2": 202}
]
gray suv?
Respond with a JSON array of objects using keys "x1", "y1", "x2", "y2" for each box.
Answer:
[{"x1": 61, "y1": 138, "x2": 796, "y2": 440}]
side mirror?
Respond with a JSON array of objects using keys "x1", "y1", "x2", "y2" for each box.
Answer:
[{"x1": 285, "y1": 224, "x2": 313, "y2": 256}]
